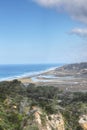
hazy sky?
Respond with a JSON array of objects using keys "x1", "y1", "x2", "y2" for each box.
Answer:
[{"x1": 0, "y1": 0, "x2": 87, "y2": 64}]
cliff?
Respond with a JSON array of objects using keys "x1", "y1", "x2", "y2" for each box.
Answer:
[
  {"x1": 79, "y1": 115, "x2": 87, "y2": 130},
  {"x1": 32, "y1": 106, "x2": 65, "y2": 130}
]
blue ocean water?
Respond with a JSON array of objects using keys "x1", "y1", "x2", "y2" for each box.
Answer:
[{"x1": 0, "y1": 64, "x2": 63, "y2": 81}]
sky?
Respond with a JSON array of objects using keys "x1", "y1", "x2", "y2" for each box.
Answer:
[{"x1": 0, "y1": 0, "x2": 87, "y2": 64}]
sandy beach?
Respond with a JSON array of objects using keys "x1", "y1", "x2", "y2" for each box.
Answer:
[
  {"x1": 17, "y1": 63, "x2": 87, "y2": 92},
  {"x1": 18, "y1": 77, "x2": 33, "y2": 84}
]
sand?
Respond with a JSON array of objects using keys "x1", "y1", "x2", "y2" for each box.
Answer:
[{"x1": 18, "y1": 77, "x2": 33, "y2": 84}]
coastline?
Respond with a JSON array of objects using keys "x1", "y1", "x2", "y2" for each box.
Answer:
[
  {"x1": 0, "y1": 65, "x2": 61, "y2": 84},
  {"x1": 18, "y1": 66, "x2": 59, "y2": 84},
  {"x1": 0, "y1": 62, "x2": 87, "y2": 92},
  {"x1": 18, "y1": 62, "x2": 87, "y2": 92}
]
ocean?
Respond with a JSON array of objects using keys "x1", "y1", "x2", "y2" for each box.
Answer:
[{"x1": 0, "y1": 64, "x2": 63, "y2": 81}]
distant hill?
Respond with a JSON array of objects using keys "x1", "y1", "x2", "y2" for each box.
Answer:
[
  {"x1": 54, "y1": 62, "x2": 87, "y2": 76},
  {"x1": 57, "y1": 62, "x2": 87, "y2": 71}
]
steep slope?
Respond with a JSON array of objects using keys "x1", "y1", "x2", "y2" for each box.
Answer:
[{"x1": 79, "y1": 115, "x2": 87, "y2": 130}]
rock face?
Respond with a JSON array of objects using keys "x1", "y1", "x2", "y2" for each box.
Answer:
[
  {"x1": 33, "y1": 106, "x2": 65, "y2": 130},
  {"x1": 47, "y1": 114, "x2": 65, "y2": 130},
  {"x1": 79, "y1": 115, "x2": 87, "y2": 130}
]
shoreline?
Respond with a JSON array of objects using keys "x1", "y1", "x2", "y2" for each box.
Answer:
[
  {"x1": 0, "y1": 65, "x2": 61, "y2": 83},
  {"x1": 18, "y1": 67, "x2": 59, "y2": 84},
  {"x1": 0, "y1": 62, "x2": 87, "y2": 92},
  {"x1": 18, "y1": 62, "x2": 87, "y2": 92}
]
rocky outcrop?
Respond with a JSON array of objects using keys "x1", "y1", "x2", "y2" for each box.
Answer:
[
  {"x1": 79, "y1": 115, "x2": 87, "y2": 130},
  {"x1": 33, "y1": 106, "x2": 65, "y2": 130}
]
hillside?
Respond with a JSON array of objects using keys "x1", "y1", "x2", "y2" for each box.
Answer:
[
  {"x1": 45, "y1": 62, "x2": 87, "y2": 77},
  {"x1": 57, "y1": 62, "x2": 87, "y2": 71},
  {"x1": 56, "y1": 62, "x2": 87, "y2": 76},
  {"x1": 0, "y1": 79, "x2": 87, "y2": 130}
]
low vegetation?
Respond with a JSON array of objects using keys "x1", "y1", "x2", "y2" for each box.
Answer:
[{"x1": 0, "y1": 80, "x2": 87, "y2": 130}]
